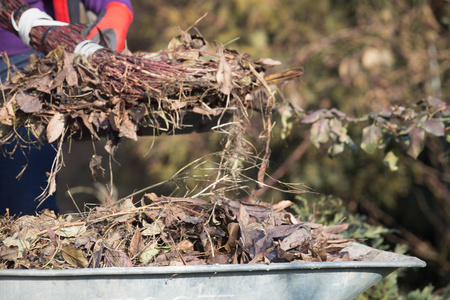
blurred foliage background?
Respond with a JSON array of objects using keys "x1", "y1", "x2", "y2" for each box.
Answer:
[{"x1": 56, "y1": 0, "x2": 449, "y2": 297}]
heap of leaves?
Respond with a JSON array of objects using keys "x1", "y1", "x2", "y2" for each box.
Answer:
[{"x1": 0, "y1": 196, "x2": 353, "y2": 269}]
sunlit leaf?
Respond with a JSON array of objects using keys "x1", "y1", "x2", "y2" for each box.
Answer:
[
  {"x1": 384, "y1": 151, "x2": 399, "y2": 171},
  {"x1": 139, "y1": 248, "x2": 160, "y2": 265},
  {"x1": 361, "y1": 125, "x2": 382, "y2": 155},
  {"x1": 46, "y1": 112, "x2": 65, "y2": 143},
  {"x1": 310, "y1": 119, "x2": 330, "y2": 148}
]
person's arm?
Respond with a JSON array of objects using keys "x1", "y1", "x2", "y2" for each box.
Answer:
[{"x1": 82, "y1": 0, "x2": 133, "y2": 51}]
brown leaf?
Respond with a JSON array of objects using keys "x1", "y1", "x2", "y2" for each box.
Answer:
[
  {"x1": 0, "y1": 106, "x2": 13, "y2": 126},
  {"x1": 61, "y1": 244, "x2": 89, "y2": 268},
  {"x1": 216, "y1": 48, "x2": 233, "y2": 95},
  {"x1": 0, "y1": 245, "x2": 19, "y2": 261},
  {"x1": 224, "y1": 222, "x2": 240, "y2": 253},
  {"x1": 141, "y1": 220, "x2": 165, "y2": 236},
  {"x1": 80, "y1": 114, "x2": 99, "y2": 139},
  {"x1": 280, "y1": 227, "x2": 311, "y2": 251},
  {"x1": 177, "y1": 239, "x2": 194, "y2": 253},
  {"x1": 47, "y1": 112, "x2": 66, "y2": 143},
  {"x1": 105, "y1": 249, "x2": 133, "y2": 267},
  {"x1": 64, "y1": 52, "x2": 78, "y2": 86},
  {"x1": 129, "y1": 229, "x2": 144, "y2": 258},
  {"x1": 50, "y1": 68, "x2": 68, "y2": 90},
  {"x1": 89, "y1": 154, "x2": 105, "y2": 179},
  {"x1": 15, "y1": 91, "x2": 42, "y2": 113},
  {"x1": 322, "y1": 223, "x2": 349, "y2": 235},
  {"x1": 119, "y1": 114, "x2": 137, "y2": 141}
]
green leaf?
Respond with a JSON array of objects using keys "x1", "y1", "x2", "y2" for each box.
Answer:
[
  {"x1": 310, "y1": 119, "x2": 330, "y2": 148},
  {"x1": 384, "y1": 151, "x2": 399, "y2": 171},
  {"x1": 139, "y1": 248, "x2": 160, "y2": 265},
  {"x1": 407, "y1": 128, "x2": 425, "y2": 159},
  {"x1": 422, "y1": 120, "x2": 445, "y2": 137},
  {"x1": 328, "y1": 142, "x2": 345, "y2": 157},
  {"x1": 361, "y1": 125, "x2": 382, "y2": 155}
]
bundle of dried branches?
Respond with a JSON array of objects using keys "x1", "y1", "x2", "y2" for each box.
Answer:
[
  {"x1": 0, "y1": 196, "x2": 354, "y2": 269},
  {"x1": 0, "y1": 0, "x2": 303, "y2": 144}
]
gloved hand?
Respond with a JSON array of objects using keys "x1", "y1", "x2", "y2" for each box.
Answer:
[{"x1": 84, "y1": 1, "x2": 133, "y2": 51}]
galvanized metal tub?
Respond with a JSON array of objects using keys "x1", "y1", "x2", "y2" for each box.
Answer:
[{"x1": 0, "y1": 243, "x2": 425, "y2": 300}]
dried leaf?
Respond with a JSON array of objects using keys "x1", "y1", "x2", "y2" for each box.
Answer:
[
  {"x1": 216, "y1": 48, "x2": 233, "y2": 95},
  {"x1": 56, "y1": 225, "x2": 87, "y2": 238},
  {"x1": 47, "y1": 112, "x2": 66, "y2": 143},
  {"x1": 129, "y1": 229, "x2": 144, "y2": 258},
  {"x1": 89, "y1": 155, "x2": 105, "y2": 179},
  {"x1": 177, "y1": 239, "x2": 194, "y2": 253},
  {"x1": 105, "y1": 249, "x2": 133, "y2": 267},
  {"x1": 254, "y1": 58, "x2": 282, "y2": 66},
  {"x1": 61, "y1": 244, "x2": 89, "y2": 268},
  {"x1": 141, "y1": 220, "x2": 165, "y2": 236},
  {"x1": 0, "y1": 245, "x2": 19, "y2": 261},
  {"x1": 64, "y1": 52, "x2": 78, "y2": 86},
  {"x1": 15, "y1": 91, "x2": 42, "y2": 113},
  {"x1": 280, "y1": 227, "x2": 311, "y2": 251}
]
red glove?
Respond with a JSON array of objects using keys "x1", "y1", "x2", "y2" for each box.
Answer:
[{"x1": 85, "y1": 2, "x2": 133, "y2": 51}]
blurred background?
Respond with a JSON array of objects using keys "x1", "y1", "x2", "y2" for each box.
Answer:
[{"x1": 56, "y1": 0, "x2": 449, "y2": 298}]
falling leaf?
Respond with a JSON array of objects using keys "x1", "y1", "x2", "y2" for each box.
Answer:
[
  {"x1": 361, "y1": 124, "x2": 382, "y2": 154},
  {"x1": 61, "y1": 244, "x2": 89, "y2": 268},
  {"x1": 47, "y1": 112, "x2": 66, "y2": 143},
  {"x1": 89, "y1": 155, "x2": 105, "y2": 179},
  {"x1": 15, "y1": 91, "x2": 42, "y2": 113}
]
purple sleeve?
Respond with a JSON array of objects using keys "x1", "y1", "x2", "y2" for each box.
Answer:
[{"x1": 81, "y1": 0, "x2": 133, "y2": 15}]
